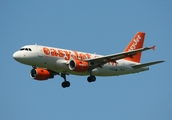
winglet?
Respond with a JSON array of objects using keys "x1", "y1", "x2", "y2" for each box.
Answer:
[
  {"x1": 124, "y1": 32, "x2": 145, "y2": 63},
  {"x1": 151, "y1": 45, "x2": 155, "y2": 50}
]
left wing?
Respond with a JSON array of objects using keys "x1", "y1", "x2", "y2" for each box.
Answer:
[{"x1": 85, "y1": 46, "x2": 155, "y2": 66}]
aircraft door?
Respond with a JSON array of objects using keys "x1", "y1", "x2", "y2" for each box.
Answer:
[{"x1": 36, "y1": 45, "x2": 43, "y2": 57}]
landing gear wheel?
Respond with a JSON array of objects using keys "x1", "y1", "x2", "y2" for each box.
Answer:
[
  {"x1": 61, "y1": 73, "x2": 70, "y2": 88},
  {"x1": 87, "y1": 76, "x2": 92, "y2": 82},
  {"x1": 87, "y1": 76, "x2": 96, "y2": 82},
  {"x1": 61, "y1": 81, "x2": 70, "y2": 88},
  {"x1": 91, "y1": 76, "x2": 96, "y2": 82},
  {"x1": 66, "y1": 81, "x2": 70, "y2": 87}
]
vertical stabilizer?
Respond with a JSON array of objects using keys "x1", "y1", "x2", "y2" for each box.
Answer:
[{"x1": 124, "y1": 32, "x2": 145, "y2": 63}]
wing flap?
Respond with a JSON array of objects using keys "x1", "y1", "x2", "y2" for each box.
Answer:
[{"x1": 132, "y1": 60, "x2": 165, "y2": 69}]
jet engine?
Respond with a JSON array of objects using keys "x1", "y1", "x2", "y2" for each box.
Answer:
[
  {"x1": 30, "y1": 68, "x2": 54, "y2": 80},
  {"x1": 69, "y1": 59, "x2": 89, "y2": 72}
]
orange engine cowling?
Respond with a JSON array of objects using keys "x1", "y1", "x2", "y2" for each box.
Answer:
[
  {"x1": 30, "y1": 68, "x2": 54, "y2": 80},
  {"x1": 69, "y1": 59, "x2": 89, "y2": 72}
]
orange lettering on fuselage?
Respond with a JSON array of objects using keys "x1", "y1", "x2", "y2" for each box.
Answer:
[
  {"x1": 85, "y1": 54, "x2": 91, "y2": 59},
  {"x1": 79, "y1": 53, "x2": 86, "y2": 60},
  {"x1": 58, "y1": 50, "x2": 65, "y2": 57},
  {"x1": 50, "y1": 48, "x2": 58, "y2": 56},
  {"x1": 42, "y1": 47, "x2": 92, "y2": 60},
  {"x1": 43, "y1": 47, "x2": 50, "y2": 55},
  {"x1": 94, "y1": 55, "x2": 99, "y2": 58},
  {"x1": 63, "y1": 50, "x2": 70, "y2": 60},
  {"x1": 72, "y1": 51, "x2": 79, "y2": 59}
]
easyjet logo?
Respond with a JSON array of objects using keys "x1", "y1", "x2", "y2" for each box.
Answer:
[
  {"x1": 43, "y1": 47, "x2": 117, "y2": 66},
  {"x1": 129, "y1": 35, "x2": 141, "y2": 51},
  {"x1": 43, "y1": 47, "x2": 91, "y2": 60}
]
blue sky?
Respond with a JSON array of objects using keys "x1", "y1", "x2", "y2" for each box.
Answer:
[{"x1": 1, "y1": 0, "x2": 171, "y2": 120}]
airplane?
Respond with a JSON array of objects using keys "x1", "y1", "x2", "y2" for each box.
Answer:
[{"x1": 13, "y1": 32, "x2": 164, "y2": 88}]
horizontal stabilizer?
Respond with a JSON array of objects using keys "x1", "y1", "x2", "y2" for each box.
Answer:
[{"x1": 132, "y1": 60, "x2": 165, "y2": 69}]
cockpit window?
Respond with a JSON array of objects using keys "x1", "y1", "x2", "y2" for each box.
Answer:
[
  {"x1": 20, "y1": 48, "x2": 25, "y2": 51},
  {"x1": 20, "y1": 48, "x2": 32, "y2": 51}
]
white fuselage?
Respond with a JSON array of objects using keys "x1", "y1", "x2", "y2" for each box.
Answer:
[{"x1": 13, "y1": 45, "x2": 149, "y2": 76}]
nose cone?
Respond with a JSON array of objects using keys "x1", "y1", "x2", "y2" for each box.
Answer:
[{"x1": 13, "y1": 52, "x2": 20, "y2": 61}]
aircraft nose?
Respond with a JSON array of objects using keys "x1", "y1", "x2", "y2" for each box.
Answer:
[{"x1": 13, "y1": 52, "x2": 20, "y2": 61}]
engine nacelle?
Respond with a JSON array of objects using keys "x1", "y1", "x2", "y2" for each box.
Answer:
[
  {"x1": 69, "y1": 59, "x2": 89, "y2": 72},
  {"x1": 30, "y1": 68, "x2": 54, "y2": 80}
]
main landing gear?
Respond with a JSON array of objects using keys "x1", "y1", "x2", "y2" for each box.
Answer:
[
  {"x1": 60, "y1": 73, "x2": 96, "y2": 88},
  {"x1": 87, "y1": 70, "x2": 96, "y2": 83},
  {"x1": 87, "y1": 75, "x2": 96, "y2": 82},
  {"x1": 61, "y1": 73, "x2": 70, "y2": 88}
]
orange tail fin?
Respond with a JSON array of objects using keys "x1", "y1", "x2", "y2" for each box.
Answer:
[{"x1": 124, "y1": 32, "x2": 145, "y2": 63}]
